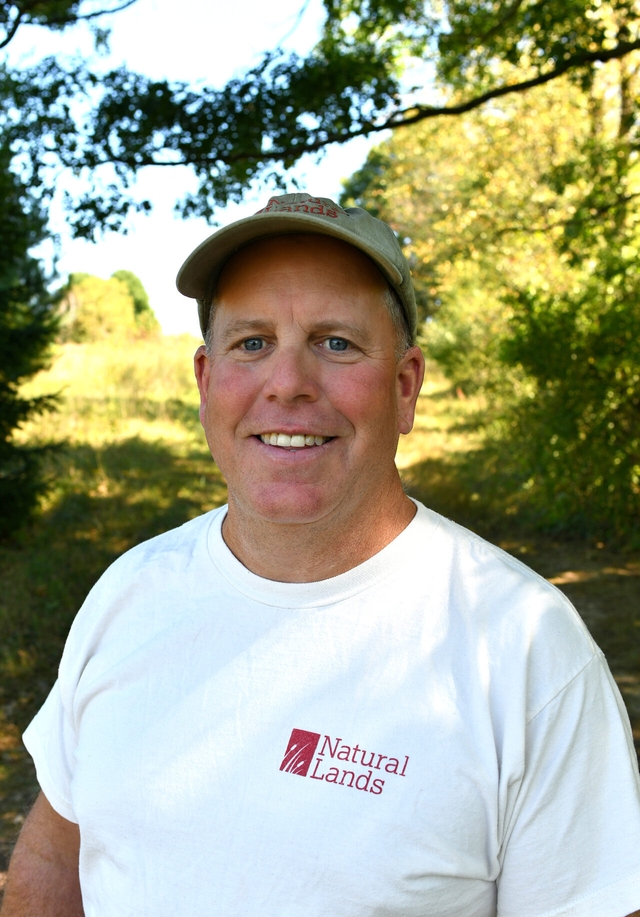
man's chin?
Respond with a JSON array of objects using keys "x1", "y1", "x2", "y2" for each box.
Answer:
[{"x1": 232, "y1": 484, "x2": 340, "y2": 528}]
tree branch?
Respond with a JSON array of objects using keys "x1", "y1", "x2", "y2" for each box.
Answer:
[
  {"x1": 0, "y1": 8, "x2": 25, "y2": 49},
  {"x1": 273, "y1": 39, "x2": 640, "y2": 160},
  {"x1": 71, "y1": 0, "x2": 139, "y2": 23},
  {"x1": 276, "y1": 0, "x2": 313, "y2": 48},
  {"x1": 101, "y1": 38, "x2": 640, "y2": 171},
  {"x1": 0, "y1": 0, "x2": 139, "y2": 47},
  {"x1": 383, "y1": 41, "x2": 640, "y2": 127}
]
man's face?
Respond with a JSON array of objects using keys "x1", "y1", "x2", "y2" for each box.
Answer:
[{"x1": 194, "y1": 234, "x2": 424, "y2": 532}]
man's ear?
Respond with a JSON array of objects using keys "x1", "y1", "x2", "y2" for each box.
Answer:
[
  {"x1": 396, "y1": 345, "x2": 425, "y2": 435},
  {"x1": 194, "y1": 345, "x2": 210, "y2": 424}
]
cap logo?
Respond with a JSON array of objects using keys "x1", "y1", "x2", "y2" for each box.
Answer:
[{"x1": 256, "y1": 196, "x2": 344, "y2": 219}]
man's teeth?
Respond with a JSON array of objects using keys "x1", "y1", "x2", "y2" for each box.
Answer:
[{"x1": 260, "y1": 433, "x2": 329, "y2": 448}]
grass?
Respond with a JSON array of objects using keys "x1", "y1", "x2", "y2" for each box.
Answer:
[{"x1": 0, "y1": 338, "x2": 638, "y2": 888}]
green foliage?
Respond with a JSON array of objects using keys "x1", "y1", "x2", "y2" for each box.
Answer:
[
  {"x1": 111, "y1": 269, "x2": 148, "y2": 315},
  {"x1": 498, "y1": 199, "x2": 640, "y2": 541},
  {"x1": 341, "y1": 77, "x2": 587, "y2": 387},
  {"x1": 342, "y1": 63, "x2": 640, "y2": 543},
  {"x1": 0, "y1": 155, "x2": 58, "y2": 541},
  {"x1": 56, "y1": 271, "x2": 159, "y2": 342},
  {"x1": 3, "y1": 1, "x2": 640, "y2": 229},
  {"x1": 0, "y1": 1, "x2": 142, "y2": 540},
  {"x1": 111, "y1": 269, "x2": 159, "y2": 334}
]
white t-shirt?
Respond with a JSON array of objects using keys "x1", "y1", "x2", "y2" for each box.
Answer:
[{"x1": 24, "y1": 502, "x2": 640, "y2": 917}]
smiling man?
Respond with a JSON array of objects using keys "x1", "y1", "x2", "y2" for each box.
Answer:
[
  {"x1": 3, "y1": 193, "x2": 640, "y2": 917},
  {"x1": 192, "y1": 232, "x2": 422, "y2": 582}
]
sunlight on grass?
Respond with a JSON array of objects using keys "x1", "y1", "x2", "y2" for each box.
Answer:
[
  {"x1": 397, "y1": 367, "x2": 484, "y2": 470},
  {"x1": 21, "y1": 335, "x2": 202, "y2": 404},
  {"x1": 17, "y1": 334, "x2": 203, "y2": 449}
]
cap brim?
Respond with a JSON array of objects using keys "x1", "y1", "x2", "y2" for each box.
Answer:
[{"x1": 176, "y1": 210, "x2": 403, "y2": 301}]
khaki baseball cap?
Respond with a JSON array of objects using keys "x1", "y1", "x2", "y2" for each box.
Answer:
[{"x1": 176, "y1": 192, "x2": 418, "y2": 340}]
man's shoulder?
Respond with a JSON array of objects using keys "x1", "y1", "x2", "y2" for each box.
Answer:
[
  {"x1": 413, "y1": 501, "x2": 576, "y2": 608},
  {"x1": 70, "y1": 505, "x2": 228, "y2": 624},
  {"x1": 104, "y1": 504, "x2": 226, "y2": 580},
  {"x1": 410, "y1": 503, "x2": 599, "y2": 701},
  {"x1": 56, "y1": 506, "x2": 228, "y2": 679}
]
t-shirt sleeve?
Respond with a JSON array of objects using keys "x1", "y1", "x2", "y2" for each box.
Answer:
[
  {"x1": 22, "y1": 678, "x2": 78, "y2": 824},
  {"x1": 498, "y1": 653, "x2": 640, "y2": 917}
]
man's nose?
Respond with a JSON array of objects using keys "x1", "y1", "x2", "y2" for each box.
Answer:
[{"x1": 261, "y1": 345, "x2": 318, "y2": 402}]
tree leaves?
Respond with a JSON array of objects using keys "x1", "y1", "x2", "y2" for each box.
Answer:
[
  {"x1": 341, "y1": 62, "x2": 640, "y2": 541},
  {"x1": 0, "y1": 153, "x2": 58, "y2": 539},
  {"x1": 5, "y1": 1, "x2": 640, "y2": 231}
]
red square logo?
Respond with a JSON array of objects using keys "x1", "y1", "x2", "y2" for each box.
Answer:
[{"x1": 279, "y1": 729, "x2": 321, "y2": 776}]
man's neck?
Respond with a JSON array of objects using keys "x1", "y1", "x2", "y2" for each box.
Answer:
[{"x1": 221, "y1": 485, "x2": 417, "y2": 583}]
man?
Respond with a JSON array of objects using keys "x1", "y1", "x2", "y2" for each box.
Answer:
[{"x1": 3, "y1": 193, "x2": 640, "y2": 917}]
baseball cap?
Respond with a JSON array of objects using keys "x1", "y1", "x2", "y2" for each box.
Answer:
[{"x1": 176, "y1": 192, "x2": 417, "y2": 340}]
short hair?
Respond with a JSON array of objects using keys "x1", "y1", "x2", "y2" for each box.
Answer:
[
  {"x1": 381, "y1": 285, "x2": 413, "y2": 359},
  {"x1": 203, "y1": 281, "x2": 412, "y2": 360}
]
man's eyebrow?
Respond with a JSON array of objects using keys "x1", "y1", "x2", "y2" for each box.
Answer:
[
  {"x1": 216, "y1": 319, "x2": 275, "y2": 342},
  {"x1": 217, "y1": 318, "x2": 370, "y2": 341},
  {"x1": 308, "y1": 320, "x2": 367, "y2": 336}
]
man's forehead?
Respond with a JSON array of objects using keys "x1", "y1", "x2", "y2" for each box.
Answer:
[
  {"x1": 209, "y1": 237, "x2": 393, "y2": 344},
  {"x1": 217, "y1": 232, "x2": 389, "y2": 291}
]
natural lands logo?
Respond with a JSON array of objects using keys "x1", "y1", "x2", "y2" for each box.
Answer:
[
  {"x1": 257, "y1": 196, "x2": 343, "y2": 219},
  {"x1": 280, "y1": 728, "x2": 409, "y2": 796}
]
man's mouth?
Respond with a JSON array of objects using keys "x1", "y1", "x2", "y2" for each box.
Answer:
[{"x1": 258, "y1": 433, "x2": 332, "y2": 448}]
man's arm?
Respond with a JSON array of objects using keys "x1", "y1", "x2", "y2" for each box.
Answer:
[{"x1": 0, "y1": 791, "x2": 83, "y2": 917}]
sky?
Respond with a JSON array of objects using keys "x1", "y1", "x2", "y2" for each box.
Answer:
[{"x1": 7, "y1": 0, "x2": 382, "y2": 336}]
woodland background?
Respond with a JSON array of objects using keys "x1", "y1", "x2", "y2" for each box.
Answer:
[{"x1": 1, "y1": 0, "x2": 639, "y2": 890}]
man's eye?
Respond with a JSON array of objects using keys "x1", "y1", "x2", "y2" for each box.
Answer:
[
  {"x1": 325, "y1": 338, "x2": 349, "y2": 352},
  {"x1": 241, "y1": 338, "x2": 264, "y2": 352}
]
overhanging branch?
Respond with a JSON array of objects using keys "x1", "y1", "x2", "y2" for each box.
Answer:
[
  {"x1": 0, "y1": 6, "x2": 26, "y2": 48},
  {"x1": 384, "y1": 40, "x2": 640, "y2": 126},
  {"x1": 0, "y1": 0, "x2": 139, "y2": 47},
  {"x1": 106, "y1": 39, "x2": 640, "y2": 171},
  {"x1": 71, "y1": 0, "x2": 139, "y2": 23}
]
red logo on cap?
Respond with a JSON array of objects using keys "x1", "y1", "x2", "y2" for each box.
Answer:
[{"x1": 256, "y1": 196, "x2": 342, "y2": 218}]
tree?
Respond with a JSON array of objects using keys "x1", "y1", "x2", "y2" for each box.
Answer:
[
  {"x1": 0, "y1": 1, "x2": 138, "y2": 49},
  {"x1": 57, "y1": 271, "x2": 158, "y2": 340},
  {"x1": 0, "y1": 1, "x2": 143, "y2": 539},
  {"x1": 341, "y1": 75, "x2": 592, "y2": 389},
  {"x1": 0, "y1": 153, "x2": 58, "y2": 540},
  {"x1": 111, "y1": 269, "x2": 159, "y2": 335},
  {"x1": 341, "y1": 60, "x2": 640, "y2": 542},
  {"x1": 4, "y1": 1, "x2": 640, "y2": 229}
]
